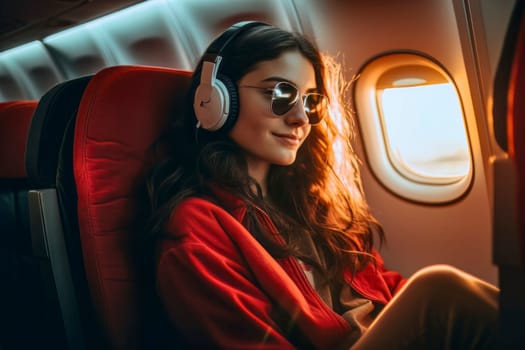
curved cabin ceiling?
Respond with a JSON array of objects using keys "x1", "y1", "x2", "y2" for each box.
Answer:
[{"x1": 0, "y1": 0, "x2": 143, "y2": 52}]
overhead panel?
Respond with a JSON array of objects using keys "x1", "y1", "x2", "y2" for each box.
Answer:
[
  {"x1": 44, "y1": 24, "x2": 117, "y2": 79},
  {"x1": 0, "y1": 41, "x2": 62, "y2": 100},
  {"x1": 0, "y1": 62, "x2": 25, "y2": 101},
  {"x1": 166, "y1": 0, "x2": 303, "y2": 66},
  {"x1": 87, "y1": 0, "x2": 191, "y2": 70}
]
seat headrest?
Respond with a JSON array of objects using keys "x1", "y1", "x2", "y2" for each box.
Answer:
[
  {"x1": 73, "y1": 65, "x2": 192, "y2": 349},
  {"x1": 493, "y1": 2, "x2": 525, "y2": 152},
  {"x1": 25, "y1": 76, "x2": 92, "y2": 188},
  {"x1": 0, "y1": 100, "x2": 38, "y2": 179}
]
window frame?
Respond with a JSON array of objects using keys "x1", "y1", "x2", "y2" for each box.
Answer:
[{"x1": 353, "y1": 52, "x2": 473, "y2": 204}]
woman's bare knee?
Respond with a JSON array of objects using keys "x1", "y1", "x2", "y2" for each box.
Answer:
[
  {"x1": 408, "y1": 264, "x2": 466, "y2": 291},
  {"x1": 402, "y1": 264, "x2": 497, "y2": 312}
]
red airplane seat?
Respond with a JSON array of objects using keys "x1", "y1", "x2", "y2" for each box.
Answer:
[
  {"x1": 0, "y1": 100, "x2": 45, "y2": 349},
  {"x1": 72, "y1": 65, "x2": 192, "y2": 349},
  {"x1": 24, "y1": 75, "x2": 94, "y2": 350},
  {"x1": 492, "y1": 1, "x2": 525, "y2": 348},
  {"x1": 507, "y1": 0, "x2": 525, "y2": 280},
  {"x1": 0, "y1": 101, "x2": 35, "y2": 179}
]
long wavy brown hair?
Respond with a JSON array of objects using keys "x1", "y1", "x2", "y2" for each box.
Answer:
[{"x1": 146, "y1": 24, "x2": 384, "y2": 284}]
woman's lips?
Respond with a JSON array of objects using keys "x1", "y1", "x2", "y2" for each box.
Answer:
[{"x1": 273, "y1": 133, "x2": 301, "y2": 146}]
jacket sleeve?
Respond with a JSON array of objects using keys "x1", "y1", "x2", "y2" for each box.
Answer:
[
  {"x1": 373, "y1": 249, "x2": 407, "y2": 295},
  {"x1": 156, "y1": 201, "x2": 297, "y2": 349}
]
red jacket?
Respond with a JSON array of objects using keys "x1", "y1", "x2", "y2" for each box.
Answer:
[{"x1": 156, "y1": 189, "x2": 406, "y2": 349}]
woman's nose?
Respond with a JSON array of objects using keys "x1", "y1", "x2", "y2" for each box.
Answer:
[{"x1": 284, "y1": 100, "x2": 309, "y2": 125}]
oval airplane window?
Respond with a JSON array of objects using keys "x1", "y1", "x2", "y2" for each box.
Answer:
[{"x1": 354, "y1": 53, "x2": 472, "y2": 203}]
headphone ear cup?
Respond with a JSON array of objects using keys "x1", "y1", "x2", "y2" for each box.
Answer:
[
  {"x1": 193, "y1": 73, "x2": 238, "y2": 132},
  {"x1": 216, "y1": 74, "x2": 239, "y2": 132},
  {"x1": 194, "y1": 76, "x2": 228, "y2": 131}
]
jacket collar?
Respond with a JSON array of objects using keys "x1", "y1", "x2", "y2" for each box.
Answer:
[{"x1": 208, "y1": 183, "x2": 248, "y2": 221}]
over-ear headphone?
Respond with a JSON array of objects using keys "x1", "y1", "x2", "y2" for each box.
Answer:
[{"x1": 193, "y1": 21, "x2": 270, "y2": 132}]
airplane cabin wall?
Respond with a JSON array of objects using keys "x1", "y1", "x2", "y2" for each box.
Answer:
[{"x1": 303, "y1": 0, "x2": 515, "y2": 284}]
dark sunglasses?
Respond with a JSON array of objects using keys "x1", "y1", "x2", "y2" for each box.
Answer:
[{"x1": 240, "y1": 81, "x2": 328, "y2": 124}]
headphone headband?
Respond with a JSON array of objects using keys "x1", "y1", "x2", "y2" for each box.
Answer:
[{"x1": 205, "y1": 21, "x2": 270, "y2": 57}]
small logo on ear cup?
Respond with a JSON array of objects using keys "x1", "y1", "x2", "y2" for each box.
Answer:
[
  {"x1": 193, "y1": 80, "x2": 230, "y2": 131},
  {"x1": 200, "y1": 98, "x2": 210, "y2": 107}
]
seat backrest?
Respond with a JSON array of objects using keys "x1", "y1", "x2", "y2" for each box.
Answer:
[
  {"x1": 0, "y1": 100, "x2": 46, "y2": 349},
  {"x1": 0, "y1": 101, "x2": 36, "y2": 180},
  {"x1": 492, "y1": 1, "x2": 525, "y2": 348},
  {"x1": 24, "y1": 76, "x2": 93, "y2": 350},
  {"x1": 506, "y1": 0, "x2": 525, "y2": 274},
  {"x1": 26, "y1": 76, "x2": 93, "y2": 189},
  {"x1": 71, "y1": 65, "x2": 192, "y2": 349}
]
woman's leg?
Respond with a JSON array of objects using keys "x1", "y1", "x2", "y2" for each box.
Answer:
[{"x1": 351, "y1": 265, "x2": 499, "y2": 350}]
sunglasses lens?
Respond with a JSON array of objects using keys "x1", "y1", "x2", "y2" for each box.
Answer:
[
  {"x1": 304, "y1": 94, "x2": 328, "y2": 124},
  {"x1": 270, "y1": 82, "x2": 328, "y2": 124},
  {"x1": 271, "y1": 82, "x2": 298, "y2": 115}
]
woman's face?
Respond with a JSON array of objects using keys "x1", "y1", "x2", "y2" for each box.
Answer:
[{"x1": 229, "y1": 50, "x2": 316, "y2": 183}]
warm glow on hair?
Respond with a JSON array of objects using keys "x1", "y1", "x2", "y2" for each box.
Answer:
[{"x1": 321, "y1": 53, "x2": 365, "y2": 201}]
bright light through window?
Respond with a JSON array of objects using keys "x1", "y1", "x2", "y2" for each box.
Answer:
[{"x1": 380, "y1": 83, "x2": 470, "y2": 183}]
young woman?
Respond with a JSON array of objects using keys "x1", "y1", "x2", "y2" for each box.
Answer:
[{"x1": 147, "y1": 22, "x2": 498, "y2": 349}]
